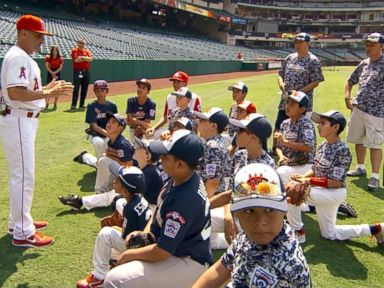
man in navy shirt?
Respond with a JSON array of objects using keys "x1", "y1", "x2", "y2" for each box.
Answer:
[
  {"x1": 126, "y1": 79, "x2": 156, "y2": 140},
  {"x1": 74, "y1": 80, "x2": 118, "y2": 168},
  {"x1": 104, "y1": 129, "x2": 212, "y2": 288}
]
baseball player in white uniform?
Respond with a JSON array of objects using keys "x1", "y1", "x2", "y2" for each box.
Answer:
[{"x1": 0, "y1": 15, "x2": 73, "y2": 247}]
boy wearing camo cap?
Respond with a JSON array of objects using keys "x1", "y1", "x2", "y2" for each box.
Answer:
[{"x1": 192, "y1": 163, "x2": 311, "y2": 288}]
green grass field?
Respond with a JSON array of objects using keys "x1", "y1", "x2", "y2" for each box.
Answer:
[{"x1": 0, "y1": 66, "x2": 383, "y2": 288}]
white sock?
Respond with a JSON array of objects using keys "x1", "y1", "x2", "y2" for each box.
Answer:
[
  {"x1": 371, "y1": 173, "x2": 379, "y2": 180},
  {"x1": 357, "y1": 164, "x2": 365, "y2": 170}
]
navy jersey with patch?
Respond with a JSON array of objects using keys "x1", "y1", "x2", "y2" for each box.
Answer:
[
  {"x1": 312, "y1": 140, "x2": 352, "y2": 188},
  {"x1": 126, "y1": 97, "x2": 156, "y2": 123},
  {"x1": 85, "y1": 100, "x2": 118, "y2": 129},
  {"x1": 221, "y1": 221, "x2": 311, "y2": 288},
  {"x1": 278, "y1": 52, "x2": 324, "y2": 111},
  {"x1": 122, "y1": 194, "x2": 151, "y2": 239},
  {"x1": 142, "y1": 164, "x2": 164, "y2": 205},
  {"x1": 277, "y1": 115, "x2": 316, "y2": 164},
  {"x1": 196, "y1": 135, "x2": 228, "y2": 193},
  {"x1": 347, "y1": 55, "x2": 384, "y2": 117},
  {"x1": 151, "y1": 173, "x2": 213, "y2": 266},
  {"x1": 108, "y1": 134, "x2": 135, "y2": 162},
  {"x1": 225, "y1": 149, "x2": 275, "y2": 190}
]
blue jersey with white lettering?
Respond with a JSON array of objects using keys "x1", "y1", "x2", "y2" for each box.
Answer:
[
  {"x1": 108, "y1": 134, "x2": 135, "y2": 162},
  {"x1": 85, "y1": 100, "x2": 118, "y2": 128},
  {"x1": 142, "y1": 164, "x2": 164, "y2": 205},
  {"x1": 151, "y1": 173, "x2": 213, "y2": 266},
  {"x1": 126, "y1": 97, "x2": 156, "y2": 122},
  {"x1": 122, "y1": 194, "x2": 151, "y2": 239}
]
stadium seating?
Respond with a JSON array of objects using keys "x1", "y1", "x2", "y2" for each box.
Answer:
[{"x1": 0, "y1": 8, "x2": 365, "y2": 62}]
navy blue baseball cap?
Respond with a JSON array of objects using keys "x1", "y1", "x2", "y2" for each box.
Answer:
[
  {"x1": 136, "y1": 78, "x2": 152, "y2": 90},
  {"x1": 287, "y1": 91, "x2": 309, "y2": 108},
  {"x1": 106, "y1": 112, "x2": 127, "y2": 129},
  {"x1": 195, "y1": 107, "x2": 229, "y2": 132},
  {"x1": 364, "y1": 33, "x2": 384, "y2": 44},
  {"x1": 229, "y1": 113, "x2": 272, "y2": 141},
  {"x1": 109, "y1": 164, "x2": 146, "y2": 194},
  {"x1": 134, "y1": 136, "x2": 160, "y2": 162},
  {"x1": 311, "y1": 110, "x2": 347, "y2": 131},
  {"x1": 228, "y1": 81, "x2": 248, "y2": 93},
  {"x1": 149, "y1": 129, "x2": 204, "y2": 166},
  {"x1": 171, "y1": 87, "x2": 192, "y2": 99},
  {"x1": 93, "y1": 80, "x2": 109, "y2": 90},
  {"x1": 294, "y1": 32, "x2": 311, "y2": 42}
]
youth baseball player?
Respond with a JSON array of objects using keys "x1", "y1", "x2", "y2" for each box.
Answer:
[
  {"x1": 287, "y1": 110, "x2": 384, "y2": 245},
  {"x1": 145, "y1": 71, "x2": 201, "y2": 139},
  {"x1": 126, "y1": 78, "x2": 156, "y2": 141},
  {"x1": 227, "y1": 81, "x2": 249, "y2": 138},
  {"x1": 73, "y1": 80, "x2": 117, "y2": 168},
  {"x1": 77, "y1": 166, "x2": 151, "y2": 288},
  {"x1": 104, "y1": 130, "x2": 212, "y2": 288},
  {"x1": 59, "y1": 113, "x2": 134, "y2": 211},
  {"x1": 0, "y1": 15, "x2": 73, "y2": 247}
]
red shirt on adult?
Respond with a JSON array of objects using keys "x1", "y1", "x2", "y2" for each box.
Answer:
[
  {"x1": 71, "y1": 47, "x2": 92, "y2": 70},
  {"x1": 45, "y1": 55, "x2": 63, "y2": 70}
]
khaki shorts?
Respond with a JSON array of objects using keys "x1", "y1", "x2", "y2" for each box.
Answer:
[{"x1": 346, "y1": 107, "x2": 384, "y2": 149}]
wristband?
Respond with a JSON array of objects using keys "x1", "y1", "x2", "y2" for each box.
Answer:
[{"x1": 309, "y1": 177, "x2": 328, "y2": 188}]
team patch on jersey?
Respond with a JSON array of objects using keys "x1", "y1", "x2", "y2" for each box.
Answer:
[
  {"x1": 150, "y1": 109, "x2": 156, "y2": 117},
  {"x1": 250, "y1": 267, "x2": 278, "y2": 288},
  {"x1": 166, "y1": 211, "x2": 185, "y2": 224},
  {"x1": 332, "y1": 167, "x2": 345, "y2": 179},
  {"x1": 164, "y1": 219, "x2": 181, "y2": 238},
  {"x1": 19, "y1": 67, "x2": 26, "y2": 79},
  {"x1": 205, "y1": 164, "x2": 217, "y2": 178},
  {"x1": 117, "y1": 149, "x2": 124, "y2": 158}
]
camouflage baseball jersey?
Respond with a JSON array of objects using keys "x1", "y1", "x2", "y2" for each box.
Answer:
[
  {"x1": 278, "y1": 52, "x2": 324, "y2": 111},
  {"x1": 221, "y1": 222, "x2": 311, "y2": 288},
  {"x1": 347, "y1": 55, "x2": 384, "y2": 117},
  {"x1": 196, "y1": 135, "x2": 228, "y2": 193},
  {"x1": 225, "y1": 149, "x2": 275, "y2": 190},
  {"x1": 168, "y1": 106, "x2": 196, "y2": 131},
  {"x1": 277, "y1": 115, "x2": 316, "y2": 164},
  {"x1": 312, "y1": 140, "x2": 352, "y2": 188},
  {"x1": 228, "y1": 104, "x2": 239, "y2": 137}
]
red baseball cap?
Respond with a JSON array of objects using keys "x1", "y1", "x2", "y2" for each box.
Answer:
[
  {"x1": 169, "y1": 71, "x2": 188, "y2": 83},
  {"x1": 16, "y1": 15, "x2": 53, "y2": 36},
  {"x1": 238, "y1": 100, "x2": 257, "y2": 114}
]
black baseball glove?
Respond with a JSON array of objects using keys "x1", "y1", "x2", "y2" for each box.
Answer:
[{"x1": 126, "y1": 232, "x2": 156, "y2": 249}]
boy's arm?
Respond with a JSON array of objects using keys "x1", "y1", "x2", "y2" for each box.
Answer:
[
  {"x1": 205, "y1": 179, "x2": 219, "y2": 199},
  {"x1": 191, "y1": 260, "x2": 231, "y2": 288},
  {"x1": 117, "y1": 243, "x2": 170, "y2": 265},
  {"x1": 90, "y1": 122, "x2": 108, "y2": 137}
]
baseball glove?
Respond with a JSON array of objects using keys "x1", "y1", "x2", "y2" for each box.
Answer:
[
  {"x1": 338, "y1": 201, "x2": 358, "y2": 218},
  {"x1": 126, "y1": 232, "x2": 156, "y2": 249},
  {"x1": 85, "y1": 128, "x2": 105, "y2": 138},
  {"x1": 134, "y1": 125, "x2": 146, "y2": 138},
  {"x1": 100, "y1": 210, "x2": 123, "y2": 228},
  {"x1": 285, "y1": 180, "x2": 311, "y2": 206},
  {"x1": 278, "y1": 155, "x2": 309, "y2": 167}
]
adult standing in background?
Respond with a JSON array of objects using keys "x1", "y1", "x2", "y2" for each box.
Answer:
[
  {"x1": 45, "y1": 45, "x2": 64, "y2": 110},
  {"x1": 71, "y1": 38, "x2": 93, "y2": 110},
  {"x1": 274, "y1": 32, "x2": 324, "y2": 151},
  {"x1": 345, "y1": 33, "x2": 384, "y2": 191},
  {"x1": 0, "y1": 14, "x2": 73, "y2": 248}
]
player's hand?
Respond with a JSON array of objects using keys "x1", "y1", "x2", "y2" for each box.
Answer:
[
  {"x1": 291, "y1": 174, "x2": 308, "y2": 183},
  {"x1": 117, "y1": 250, "x2": 133, "y2": 266},
  {"x1": 48, "y1": 80, "x2": 74, "y2": 98},
  {"x1": 274, "y1": 132, "x2": 286, "y2": 144},
  {"x1": 279, "y1": 82, "x2": 285, "y2": 92},
  {"x1": 145, "y1": 128, "x2": 155, "y2": 137},
  {"x1": 277, "y1": 156, "x2": 289, "y2": 166},
  {"x1": 141, "y1": 121, "x2": 151, "y2": 130},
  {"x1": 160, "y1": 130, "x2": 171, "y2": 141},
  {"x1": 224, "y1": 214, "x2": 237, "y2": 245},
  {"x1": 345, "y1": 97, "x2": 353, "y2": 110}
]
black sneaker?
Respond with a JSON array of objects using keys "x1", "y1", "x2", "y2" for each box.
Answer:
[
  {"x1": 73, "y1": 150, "x2": 87, "y2": 164},
  {"x1": 58, "y1": 195, "x2": 82, "y2": 211}
]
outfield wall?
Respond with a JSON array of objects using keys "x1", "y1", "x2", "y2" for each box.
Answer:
[{"x1": 0, "y1": 59, "x2": 271, "y2": 84}]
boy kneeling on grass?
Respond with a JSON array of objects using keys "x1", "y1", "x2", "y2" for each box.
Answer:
[
  {"x1": 192, "y1": 163, "x2": 312, "y2": 288},
  {"x1": 77, "y1": 166, "x2": 151, "y2": 288}
]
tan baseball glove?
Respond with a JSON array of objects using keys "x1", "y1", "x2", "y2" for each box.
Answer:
[{"x1": 285, "y1": 180, "x2": 311, "y2": 206}]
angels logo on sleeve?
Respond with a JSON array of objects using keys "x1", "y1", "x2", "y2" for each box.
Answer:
[
  {"x1": 19, "y1": 66, "x2": 26, "y2": 79},
  {"x1": 250, "y1": 267, "x2": 278, "y2": 288}
]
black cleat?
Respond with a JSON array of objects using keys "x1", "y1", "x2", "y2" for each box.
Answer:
[
  {"x1": 58, "y1": 195, "x2": 83, "y2": 211},
  {"x1": 73, "y1": 150, "x2": 87, "y2": 163}
]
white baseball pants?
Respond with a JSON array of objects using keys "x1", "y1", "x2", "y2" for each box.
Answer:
[
  {"x1": 92, "y1": 226, "x2": 126, "y2": 280},
  {"x1": 0, "y1": 115, "x2": 38, "y2": 239},
  {"x1": 104, "y1": 255, "x2": 208, "y2": 288},
  {"x1": 276, "y1": 164, "x2": 314, "y2": 185},
  {"x1": 94, "y1": 156, "x2": 116, "y2": 194},
  {"x1": 82, "y1": 136, "x2": 107, "y2": 168},
  {"x1": 287, "y1": 187, "x2": 372, "y2": 240},
  {"x1": 82, "y1": 189, "x2": 119, "y2": 211}
]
